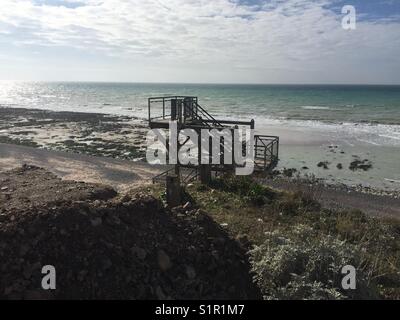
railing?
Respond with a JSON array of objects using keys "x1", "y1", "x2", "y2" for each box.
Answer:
[
  {"x1": 148, "y1": 96, "x2": 226, "y2": 128},
  {"x1": 193, "y1": 102, "x2": 224, "y2": 128},
  {"x1": 152, "y1": 167, "x2": 199, "y2": 185},
  {"x1": 147, "y1": 96, "x2": 280, "y2": 175},
  {"x1": 148, "y1": 96, "x2": 198, "y2": 122},
  {"x1": 254, "y1": 135, "x2": 279, "y2": 171}
]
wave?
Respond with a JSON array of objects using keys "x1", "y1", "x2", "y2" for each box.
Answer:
[
  {"x1": 212, "y1": 112, "x2": 400, "y2": 147},
  {"x1": 301, "y1": 106, "x2": 330, "y2": 110}
]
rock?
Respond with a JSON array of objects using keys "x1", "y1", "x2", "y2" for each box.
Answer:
[
  {"x1": 157, "y1": 249, "x2": 172, "y2": 271},
  {"x1": 90, "y1": 217, "x2": 102, "y2": 227},
  {"x1": 349, "y1": 159, "x2": 373, "y2": 171},
  {"x1": 155, "y1": 286, "x2": 166, "y2": 300},
  {"x1": 102, "y1": 258, "x2": 113, "y2": 270},
  {"x1": 24, "y1": 290, "x2": 48, "y2": 300},
  {"x1": 282, "y1": 168, "x2": 297, "y2": 177},
  {"x1": 0, "y1": 166, "x2": 260, "y2": 300},
  {"x1": 1, "y1": 187, "x2": 8, "y2": 191},
  {"x1": 337, "y1": 163, "x2": 343, "y2": 170},
  {"x1": 317, "y1": 161, "x2": 329, "y2": 169},
  {"x1": 19, "y1": 244, "x2": 30, "y2": 256},
  {"x1": 131, "y1": 246, "x2": 147, "y2": 260},
  {"x1": 185, "y1": 265, "x2": 196, "y2": 279},
  {"x1": 120, "y1": 195, "x2": 131, "y2": 203}
]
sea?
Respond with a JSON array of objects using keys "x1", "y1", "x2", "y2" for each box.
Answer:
[{"x1": 1, "y1": 81, "x2": 400, "y2": 191}]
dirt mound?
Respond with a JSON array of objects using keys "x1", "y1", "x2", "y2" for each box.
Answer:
[
  {"x1": 0, "y1": 167, "x2": 259, "y2": 299},
  {"x1": 0, "y1": 165, "x2": 117, "y2": 213}
]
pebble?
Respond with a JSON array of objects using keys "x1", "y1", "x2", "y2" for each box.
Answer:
[
  {"x1": 90, "y1": 217, "x2": 102, "y2": 227},
  {"x1": 155, "y1": 286, "x2": 166, "y2": 300},
  {"x1": 185, "y1": 265, "x2": 196, "y2": 279},
  {"x1": 131, "y1": 246, "x2": 147, "y2": 260},
  {"x1": 157, "y1": 249, "x2": 172, "y2": 271}
]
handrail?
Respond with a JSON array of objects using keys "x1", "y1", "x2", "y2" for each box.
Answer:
[{"x1": 194, "y1": 102, "x2": 224, "y2": 127}]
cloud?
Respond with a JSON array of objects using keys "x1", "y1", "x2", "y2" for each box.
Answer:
[{"x1": 0, "y1": 0, "x2": 399, "y2": 83}]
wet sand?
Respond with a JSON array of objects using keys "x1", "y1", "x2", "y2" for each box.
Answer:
[
  {"x1": 0, "y1": 107, "x2": 148, "y2": 160},
  {"x1": 255, "y1": 120, "x2": 400, "y2": 192}
]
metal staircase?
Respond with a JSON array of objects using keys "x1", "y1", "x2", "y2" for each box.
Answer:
[{"x1": 147, "y1": 96, "x2": 279, "y2": 184}]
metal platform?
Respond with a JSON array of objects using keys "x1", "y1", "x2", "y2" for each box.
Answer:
[{"x1": 148, "y1": 96, "x2": 279, "y2": 184}]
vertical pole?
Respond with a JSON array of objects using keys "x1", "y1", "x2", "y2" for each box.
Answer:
[
  {"x1": 148, "y1": 98, "x2": 151, "y2": 123},
  {"x1": 163, "y1": 98, "x2": 165, "y2": 119},
  {"x1": 166, "y1": 175, "x2": 181, "y2": 208},
  {"x1": 264, "y1": 141, "x2": 267, "y2": 169},
  {"x1": 199, "y1": 165, "x2": 211, "y2": 185},
  {"x1": 231, "y1": 128, "x2": 235, "y2": 171},
  {"x1": 277, "y1": 138, "x2": 279, "y2": 164},
  {"x1": 198, "y1": 128, "x2": 211, "y2": 185},
  {"x1": 171, "y1": 99, "x2": 177, "y2": 121},
  {"x1": 179, "y1": 100, "x2": 182, "y2": 124}
]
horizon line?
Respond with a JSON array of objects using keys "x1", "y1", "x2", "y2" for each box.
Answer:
[{"x1": 1, "y1": 80, "x2": 400, "y2": 86}]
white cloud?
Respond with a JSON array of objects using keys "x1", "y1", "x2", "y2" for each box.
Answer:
[{"x1": 0, "y1": 0, "x2": 399, "y2": 83}]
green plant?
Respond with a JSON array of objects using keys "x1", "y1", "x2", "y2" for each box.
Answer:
[
  {"x1": 211, "y1": 175, "x2": 277, "y2": 206},
  {"x1": 249, "y1": 226, "x2": 380, "y2": 300}
]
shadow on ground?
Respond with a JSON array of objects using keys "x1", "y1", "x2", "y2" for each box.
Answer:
[{"x1": 0, "y1": 166, "x2": 261, "y2": 300}]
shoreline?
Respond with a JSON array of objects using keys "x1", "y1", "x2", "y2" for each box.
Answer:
[
  {"x1": 0, "y1": 106, "x2": 148, "y2": 161},
  {"x1": 1, "y1": 106, "x2": 399, "y2": 195},
  {"x1": 1, "y1": 143, "x2": 399, "y2": 219}
]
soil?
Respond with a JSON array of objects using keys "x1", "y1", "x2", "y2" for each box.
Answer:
[
  {"x1": 0, "y1": 166, "x2": 260, "y2": 300},
  {"x1": 0, "y1": 165, "x2": 117, "y2": 212},
  {"x1": 0, "y1": 143, "x2": 164, "y2": 192}
]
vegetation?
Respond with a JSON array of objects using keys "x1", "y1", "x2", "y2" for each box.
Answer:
[{"x1": 148, "y1": 175, "x2": 400, "y2": 300}]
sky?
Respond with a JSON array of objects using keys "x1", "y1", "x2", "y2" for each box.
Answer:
[{"x1": 0, "y1": 0, "x2": 399, "y2": 84}]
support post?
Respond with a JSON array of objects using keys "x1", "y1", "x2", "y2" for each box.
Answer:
[
  {"x1": 199, "y1": 164, "x2": 211, "y2": 185},
  {"x1": 171, "y1": 99, "x2": 177, "y2": 121},
  {"x1": 166, "y1": 175, "x2": 181, "y2": 208},
  {"x1": 163, "y1": 99, "x2": 165, "y2": 119},
  {"x1": 148, "y1": 98, "x2": 151, "y2": 122}
]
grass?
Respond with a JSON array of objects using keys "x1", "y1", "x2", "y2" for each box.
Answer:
[{"x1": 145, "y1": 175, "x2": 400, "y2": 300}]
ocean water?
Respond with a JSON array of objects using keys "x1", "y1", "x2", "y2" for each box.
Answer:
[
  {"x1": 1, "y1": 81, "x2": 399, "y2": 190},
  {"x1": 1, "y1": 82, "x2": 400, "y2": 123}
]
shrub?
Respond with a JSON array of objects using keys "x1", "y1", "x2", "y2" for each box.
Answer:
[
  {"x1": 211, "y1": 175, "x2": 277, "y2": 206},
  {"x1": 249, "y1": 226, "x2": 380, "y2": 300}
]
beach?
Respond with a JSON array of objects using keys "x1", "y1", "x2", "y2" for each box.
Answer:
[
  {"x1": 1, "y1": 139, "x2": 399, "y2": 219},
  {"x1": 0, "y1": 106, "x2": 147, "y2": 161},
  {"x1": 1, "y1": 82, "x2": 399, "y2": 192},
  {"x1": 1, "y1": 104, "x2": 400, "y2": 192},
  {"x1": 1, "y1": 84, "x2": 400, "y2": 219}
]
